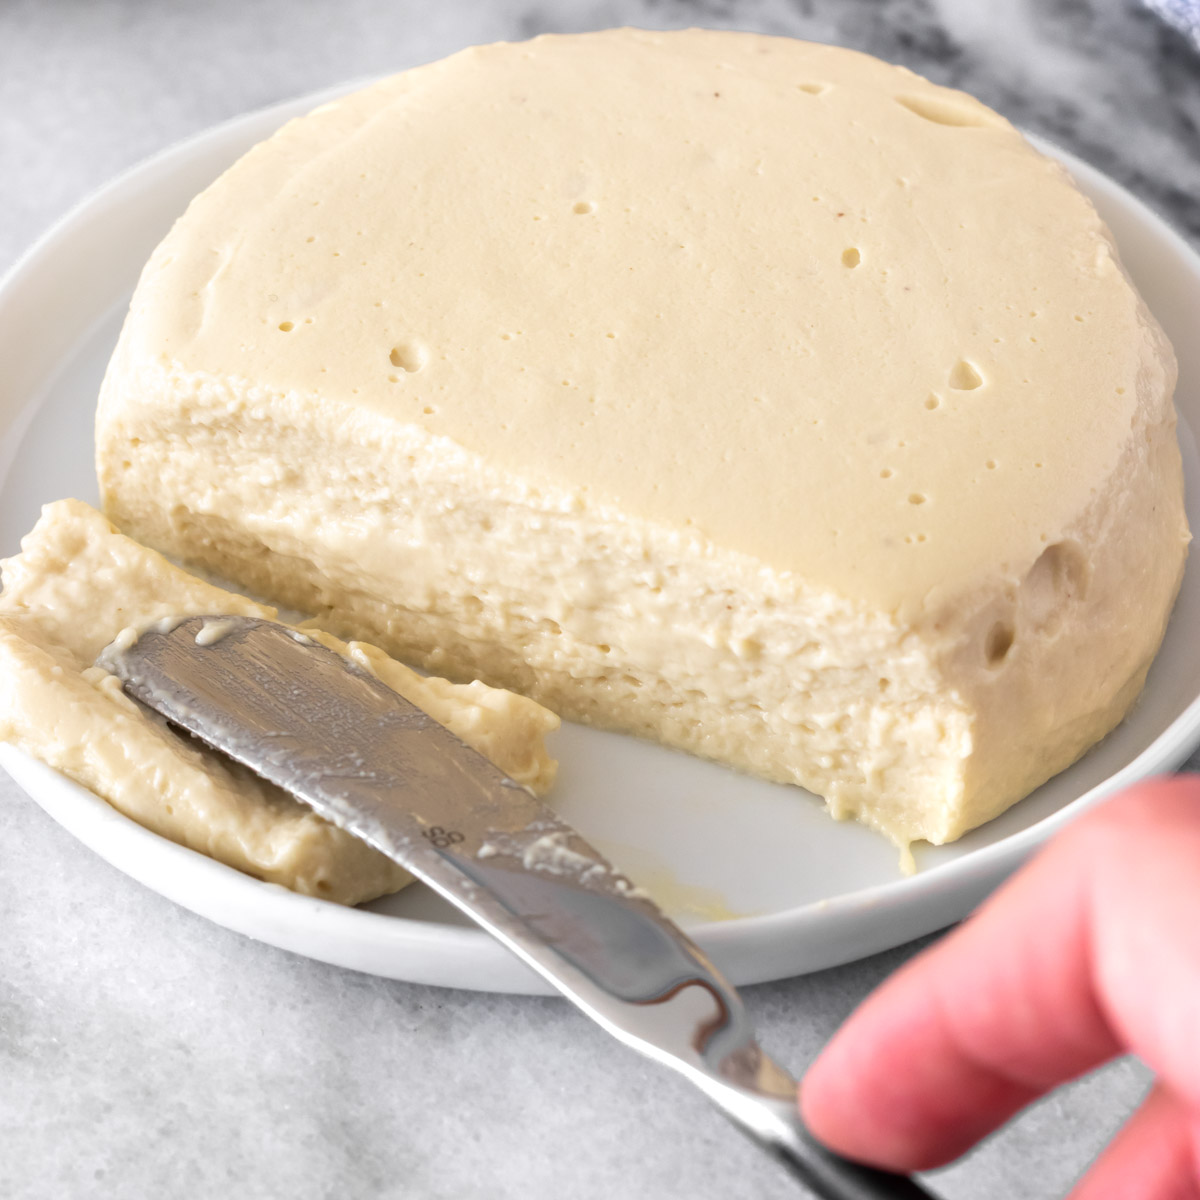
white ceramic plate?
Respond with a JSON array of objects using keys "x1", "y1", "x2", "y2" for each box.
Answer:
[{"x1": 2, "y1": 86, "x2": 1199, "y2": 994}]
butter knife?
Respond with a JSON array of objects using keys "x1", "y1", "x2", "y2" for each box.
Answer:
[{"x1": 98, "y1": 615, "x2": 938, "y2": 1200}]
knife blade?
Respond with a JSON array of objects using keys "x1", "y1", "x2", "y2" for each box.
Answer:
[{"x1": 97, "y1": 615, "x2": 937, "y2": 1200}]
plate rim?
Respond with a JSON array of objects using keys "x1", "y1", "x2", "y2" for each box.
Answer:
[{"x1": 3, "y1": 79, "x2": 1200, "y2": 993}]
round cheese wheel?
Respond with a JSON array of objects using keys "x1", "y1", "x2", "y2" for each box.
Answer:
[{"x1": 98, "y1": 30, "x2": 1189, "y2": 848}]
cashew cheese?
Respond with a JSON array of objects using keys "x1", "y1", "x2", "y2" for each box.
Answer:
[
  {"x1": 0, "y1": 501, "x2": 558, "y2": 904},
  {"x1": 95, "y1": 30, "x2": 1188, "y2": 852}
]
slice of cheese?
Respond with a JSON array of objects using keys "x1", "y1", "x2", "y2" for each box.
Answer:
[
  {"x1": 0, "y1": 500, "x2": 558, "y2": 904},
  {"x1": 95, "y1": 30, "x2": 1188, "y2": 852}
]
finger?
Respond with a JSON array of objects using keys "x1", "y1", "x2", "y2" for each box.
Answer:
[
  {"x1": 801, "y1": 851, "x2": 1112, "y2": 1169},
  {"x1": 1068, "y1": 1084, "x2": 1200, "y2": 1200},
  {"x1": 800, "y1": 776, "x2": 1200, "y2": 1171}
]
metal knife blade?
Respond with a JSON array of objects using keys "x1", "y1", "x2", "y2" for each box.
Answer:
[{"x1": 98, "y1": 615, "x2": 937, "y2": 1200}]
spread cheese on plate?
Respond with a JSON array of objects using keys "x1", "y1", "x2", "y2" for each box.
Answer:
[
  {"x1": 0, "y1": 500, "x2": 558, "y2": 904},
  {"x1": 95, "y1": 29, "x2": 1189, "y2": 853}
]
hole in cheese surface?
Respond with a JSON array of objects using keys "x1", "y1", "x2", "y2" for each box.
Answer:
[
  {"x1": 895, "y1": 93, "x2": 990, "y2": 127},
  {"x1": 949, "y1": 360, "x2": 984, "y2": 391},
  {"x1": 389, "y1": 342, "x2": 427, "y2": 373},
  {"x1": 985, "y1": 622, "x2": 1016, "y2": 667},
  {"x1": 1021, "y1": 540, "x2": 1088, "y2": 635}
]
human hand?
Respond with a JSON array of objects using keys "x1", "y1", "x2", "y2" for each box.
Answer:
[{"x1": 800, "y1": 777, "x2": 1200, "y2": 1198}]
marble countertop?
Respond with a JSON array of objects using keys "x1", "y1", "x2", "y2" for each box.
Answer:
[{"x1": 1, "y1": 2, "x2": 1197, "y2": 1197}]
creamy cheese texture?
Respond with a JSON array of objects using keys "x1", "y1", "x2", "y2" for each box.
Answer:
[
  {"x1": 0, "y1": 501, "x2": 558, "y2": 904},
  {"x1": 96, "y1": 29, "x2": 1189, "y2": 849}
]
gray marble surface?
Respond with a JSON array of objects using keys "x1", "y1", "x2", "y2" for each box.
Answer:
[{"x1": 1, "y1": 1, "x2": 1197, "y2": 1197}]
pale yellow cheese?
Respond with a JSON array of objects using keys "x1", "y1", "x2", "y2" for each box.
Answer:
[
  {"x1": 0, "y1": 500, "x2": 558, "y2": 904},
  {"x1": 96, "y1": 30, "x2": 1188, "y2": 850}
]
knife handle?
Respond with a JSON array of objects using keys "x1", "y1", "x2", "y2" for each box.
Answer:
[
  {"x1": 705, "y1": 1074, "x2": 941, "y2": 1199},
  {"x1": 769, "y1": 1124, "x2": 939, "y2": 1199}
]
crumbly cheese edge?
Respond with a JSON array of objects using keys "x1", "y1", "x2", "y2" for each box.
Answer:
[{"x1": 99, "y1": 362, "x2": 996, "y2": 848}]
